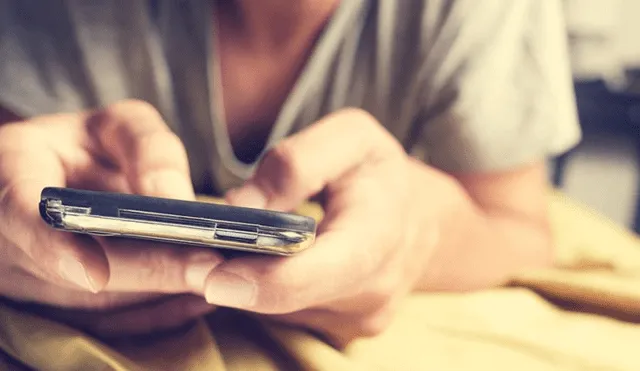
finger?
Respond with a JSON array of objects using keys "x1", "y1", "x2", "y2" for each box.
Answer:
[
  {"x1": 225, "y1": 109, "x2": 404, "y2": 211},
  {"x1": 266, "y1": 311, "x2": 367, "y2": 349},
  {"x1": 86, "y1": 100, "x2": 194, "y2": 200},
  {"x1": 99, "y1": 237, "x2": 223, "y2": 295},
  {"x1": 65, "y1": 164, "x2": 130, "y2": 193},
  {"x1": 202, "y1": 203, "x2": 382, "y2": 314},
  {"x1": 267, "y1": 304, "x2": 396, "y2": 348},
  {"x1": 0, "y1": 139, "x2": 109, "y2": 291},
  {"x1": 92, "y1": 296, "x2": 215, "y2": 337},
  {"x1": 262, "y1": 308, "x2": 354, "y2": 348},
  {"x1": 202, "y1": 233, "x2": 362, "y2": 314},
  {"x1": 0, "y1": 262, "x2": 162, "y2": 309},
  {"x1": 60, "y1": 295, "x2": 214, "y2": 338}
]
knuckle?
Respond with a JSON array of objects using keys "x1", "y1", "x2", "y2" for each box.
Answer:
[
  {"x1": 359, "y1": 306, "x2": 395, "y2": 337},
  {"x1": 370, "y1": 278, "x2": 398, "y2": 305},
  {"x1": 94, "y1": 100, "x2": 168, "y2": 144},
  {"x1": 263, "y1": 297, "x2": 303, "y2": 315},
  {"x1": 264, "y1": 142, "x2": 303, "y2": 180},
  {"x1": 259, "y1": 264, "x2": 299, "y2": 291},
  {"x1": 132, "y1": 131, "x2": 187, "y2": 168},
  {"x1": 67, "y1": 292, "x2": 120, "y2": 311},
  {"x1": 129, "y1": 135, "x2": 156, "y2": 167},
  {"x1": 89, "y1": 101, "x2": 167, "y2": 155},
  {"x1": 255, "y1": 265, "x2": 305, "y2": 314},
  {"x1": 133, "y1": 131, "x2": 165, "y2": 156},
  {"x1": 157, "y1": 131, "x2": 187, "y2": 156},
  {"x1": 338, "y1": 108, "x2": 381, "y2": 136},
  {"x1": 258, "y1": 141, "x2": 310, "y2": 198},
  {"x1": 136, "y1": 249, "x2": 182, "y2": 289},
  {"x1": 105, "y1": 99, "x2": 163, "y2": 121},
  {"x1": 343, "y1": 107, "x2": 377, "y2": 124},
  {"x1": 372, "y1": 266, "x2": 404, "y2": 301},
  {"x1": 341, "y1": 108, "x2": 404, "y2": 157}
]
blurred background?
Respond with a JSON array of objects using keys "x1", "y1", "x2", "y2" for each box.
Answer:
[{"x1": 554, "y1": 0, "x2": 640, "y2": 232}]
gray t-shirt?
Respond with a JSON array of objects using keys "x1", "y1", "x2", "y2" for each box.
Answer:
[{"x1": 0, "y1": 0, "x2": 581, "y2": 194}]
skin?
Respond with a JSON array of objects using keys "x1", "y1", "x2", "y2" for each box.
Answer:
[
  {"x1": 0, "y1": 102, "x2": 222, "y2": 336},
  {"x1": 0, "y1": 0, "x2": 553, "y2": 345},
  {"x1": 221, "y1": 109, "x2": 551, "y2": 346}
]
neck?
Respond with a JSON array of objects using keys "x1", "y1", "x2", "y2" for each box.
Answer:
[{"x1": 216, "y1": 0, "x2": 340, "y2": 49}]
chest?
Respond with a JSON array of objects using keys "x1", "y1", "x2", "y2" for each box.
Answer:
[
  {"x1": 217, "y1": 43, "x2": 310, "y2": 163},
  {"x1": 214, "y1": 5, "x2": 330, "y2": 163}
]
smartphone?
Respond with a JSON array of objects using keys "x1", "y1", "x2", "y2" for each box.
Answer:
[{"x1": 39, "y1": 187, "x2": 317, "y2": 256}]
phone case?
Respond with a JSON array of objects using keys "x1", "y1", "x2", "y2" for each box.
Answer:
[{"x1": 39, "y1": 187, "x2": 317, "y2": 256}]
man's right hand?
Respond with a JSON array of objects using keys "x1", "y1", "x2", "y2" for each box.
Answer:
[{"x1": 0, "y1": 100, "x2": 222, "y2": 336}]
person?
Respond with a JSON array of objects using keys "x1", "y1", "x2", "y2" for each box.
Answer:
[{"x1": 0, "y1": 0, "x2": 580, "y2": 347}]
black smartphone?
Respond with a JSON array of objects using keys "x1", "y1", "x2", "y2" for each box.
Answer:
[{"x1": 39, "y1": 187, "x2": 317, "y2": 256}]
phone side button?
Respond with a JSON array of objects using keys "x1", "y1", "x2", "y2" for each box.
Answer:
[
  {"x1": 214, "y1": 228, "x2": 258, "y2": 243},
  {"x1": 86, "y1": 231, "x2": 120, "y2": 237}
]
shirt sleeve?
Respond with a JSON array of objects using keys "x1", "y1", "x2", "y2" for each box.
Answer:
[
  {"x1": 0, "y1": 1, "x2": 95, "y2": 117},
  {"x1": 413, "y1": 0, "x2": 581, "y2": 173}
]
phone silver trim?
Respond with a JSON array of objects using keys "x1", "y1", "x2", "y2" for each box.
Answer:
[{"x1": 44, "y1": 201, "x2": 314, "y2": 255}]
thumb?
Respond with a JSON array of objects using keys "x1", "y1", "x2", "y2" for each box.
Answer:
[{"x1": 87, "y1": 100, "x2": 195, "y2": 200}]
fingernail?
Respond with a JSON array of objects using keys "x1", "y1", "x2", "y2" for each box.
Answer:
[
  {"x1": 227, "y1": 183, "x2": 267, "y2": 209},
  {"x1": 58, "y1": 256, "x2": 99, "y2": 293},
  {"x1": 142, "y1": 170, "x2": 195, "y2": 200},
  {"x1": 204, "y1": 271, "x2": 256, "y2": 308},
  {"x1": 185, "y1": 260, "x2": 217, "y2": 292}
]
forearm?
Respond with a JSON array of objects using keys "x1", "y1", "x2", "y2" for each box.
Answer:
[{"x1": 410, "y1": 160, "x2": 553, "y2": 292}]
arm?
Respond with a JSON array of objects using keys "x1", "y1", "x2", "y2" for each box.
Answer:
[
  {"x1": 209, "y1": 109, "x2": 559, "y2": 346},
  {"x1": 411, "y1": 159, "x2": 552, "y2": 291},
  {"x1": 406, "y1": 0, "x2": 576, "y2": 291},
  {"x1": 201, "y1": 0, "x2": 578, "y2": 345}
]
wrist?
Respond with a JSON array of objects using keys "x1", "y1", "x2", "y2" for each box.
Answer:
[
  {"x1": 406, "y1": 159, "x2": 553, "y2": 292},
  {"x1": 404, "y1": 159, "x2": 469, "y2": 290}
]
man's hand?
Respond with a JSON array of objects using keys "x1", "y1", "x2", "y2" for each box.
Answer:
[
  {"x1": 0, "y1": 101, "x2": 221, "y2": 336},
  {"x1": 210, "y1": 109, "x2": 435, "y2": 346},
  {"x1": 216, "y1": 109, "x2": 553, "y2": 347}
]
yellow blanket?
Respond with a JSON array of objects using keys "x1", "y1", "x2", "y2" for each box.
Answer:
[{"x1": 1, "y1": 192, "x2": 640, "y2": 370}]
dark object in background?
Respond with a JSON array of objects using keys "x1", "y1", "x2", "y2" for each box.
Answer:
[{"x1": 552, "y1": 75, "x2": 640, "y2": 233}]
